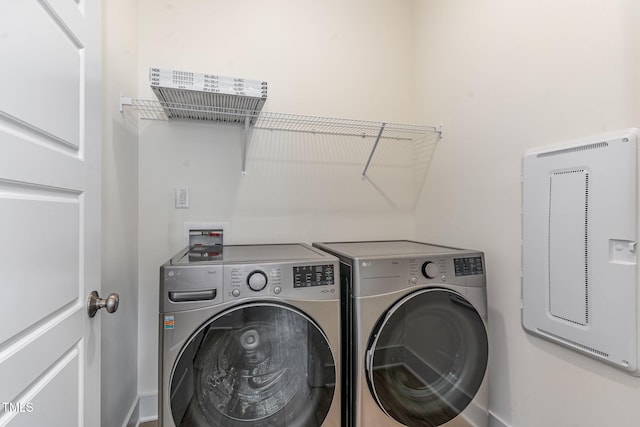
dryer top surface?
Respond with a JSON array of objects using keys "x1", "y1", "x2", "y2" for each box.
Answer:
[{"x1": 314, "y1": 240, "x2": 475, "y2": 260}]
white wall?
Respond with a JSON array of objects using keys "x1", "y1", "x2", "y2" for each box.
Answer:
[
  {"x1": 413, "y1": 1, "x2": 640, "y2": 426},
  {"x1": 135, "y1": 0, "x2": 420, "y2": 395},
  {"x1": 101, "y1": 0, "x2": 139, "y2": 425},
  {"x1": 120, "y1": 1, "x2": 640, "y2": 423}
]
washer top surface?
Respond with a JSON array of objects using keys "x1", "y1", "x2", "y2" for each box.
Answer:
[
  {"x1": 314, "y1": 240, "x2": 470, "y2": 259},
  {"x1": 222, "y1": 243, "x2": 333, "y2": 263},
  {"x1": 169, "y1": 242, "x2": 334, "y2": 266}
]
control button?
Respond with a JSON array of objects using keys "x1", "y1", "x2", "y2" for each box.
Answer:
[
  {"x1": 247, "y1": 270, "x2": 268, "y2": 291},
  {"x1": 231, "y1": 289, "x2": 240, "y2": 297},
  {"x1": 439, "y1": 260, "x2": 447, "y2": 273},
  {"x1": 410, "y1": 276, "x2": 418, "y2": 284},
  {"x1": 421, "y1": 261, "x2": 439, "y2": 279},
  {"x1": 273, "y1": 286, "x2": 282, "y2": 294}
]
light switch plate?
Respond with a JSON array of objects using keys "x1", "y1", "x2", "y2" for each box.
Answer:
[{"x1": 175, "y1": 188, "x2": 189, "y2": 209}]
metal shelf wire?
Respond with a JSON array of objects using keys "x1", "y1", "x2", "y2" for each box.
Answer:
[
  {"x1": 254, "y1": 112, "x2": 440, "y2": 140},
  {"x1": 120, "y1": 96, "x2": 442, "y2": 176}
]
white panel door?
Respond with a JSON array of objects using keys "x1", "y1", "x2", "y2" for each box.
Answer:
[{"x1": 0, "y1": 0, "x2": 102, "y2": 426}]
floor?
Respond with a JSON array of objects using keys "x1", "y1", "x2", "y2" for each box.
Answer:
[{"x1": 139, "y1": 422, "x2": 158, "y2": 427}]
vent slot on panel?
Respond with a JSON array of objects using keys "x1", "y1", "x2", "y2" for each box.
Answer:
[
  {"x1": 537, "y1": 142, "x2": 608, "y2": 158},
  {"x1": 548, "y1": 169, "x2": 589, "y2": 326},
  {"x1": 537, "y1": 329, "x2": 609, "y2": 359}
]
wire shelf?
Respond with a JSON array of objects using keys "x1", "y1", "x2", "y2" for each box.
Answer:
[
  {"x1": 254, "y1": 112, "x2": 440, "y2": 141},
  {"x1": 120, "y1": 97, "x2": 441, "y2": 140},
  {"x1": 119, "y1": 96, "x2": 442, "y2": 176}
]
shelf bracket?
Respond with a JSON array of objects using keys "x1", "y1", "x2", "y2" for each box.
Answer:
[
  {"x1": 119, "y1": 96, "x2": 133, "y2": 113},
  {"x1": 241, "y1": 114, "x2": 251, "y2": 175},
  {"x1": 361, "y1": 123, "x2": 386, "y2": 179}
]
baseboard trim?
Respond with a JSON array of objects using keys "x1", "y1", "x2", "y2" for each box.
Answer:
[
  {"x1": 122, "y1": 393, "x2": 158, "y2": 427},
  {"x1": 489, "y1": 410, "x2": 510, "y2": 427},
  {"x1": 139, "y1": 393, "x2": 158, "y2": 421},
  {"x1": 122, "y1": 396, "x2": 139, "y2": 427}
]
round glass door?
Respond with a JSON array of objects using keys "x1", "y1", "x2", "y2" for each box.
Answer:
[
  {"x1": 171, "y1": 303, "x2": 336, "y2": 427},
  {"x1": 366, "y1": 288, "x2": 488, "y2": 427}
]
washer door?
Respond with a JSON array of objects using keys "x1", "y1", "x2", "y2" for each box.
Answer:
[
  {"x1": 366, "y1": 288, "x2": 488, "y2": 427},
  {"x1": 171, "y1": 303, "x2": 336, "y2": 427}
]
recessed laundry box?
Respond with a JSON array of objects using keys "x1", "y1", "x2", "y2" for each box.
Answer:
[{"x1": 521, "y1": 128, "x2": 640, "y2": 375}]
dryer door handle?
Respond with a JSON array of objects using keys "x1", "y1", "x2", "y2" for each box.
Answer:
[{"x1": 365, "y1": 349, "x2": 374, "y2": 374}]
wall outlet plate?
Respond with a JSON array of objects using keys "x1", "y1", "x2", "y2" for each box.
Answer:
[{"x1": 175, "y1": 188, "x2": 189, "y2": 209}]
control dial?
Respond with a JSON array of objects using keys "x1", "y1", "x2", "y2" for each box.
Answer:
[
  {"x1": 421, "y1": 261, "x2": 439, "y2": 279},
  {"x1": 247, "y1": 270, "x2": 268, "y2": 291}
]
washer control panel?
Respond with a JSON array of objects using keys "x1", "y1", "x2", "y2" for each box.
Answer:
[
  {"x1": 247, "y1": 270, "x2": 268, "y2": 291},
  {"x1": 293, "y1": 264, "x2": 335, "y2": 288},
  {"x1": 223, "y1": 262, "x2": 337, "y2": 301}
]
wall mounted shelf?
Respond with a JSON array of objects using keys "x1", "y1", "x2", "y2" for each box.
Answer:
[{"x1": 120, "y1": 96, "x2": 443, "y2": 177}]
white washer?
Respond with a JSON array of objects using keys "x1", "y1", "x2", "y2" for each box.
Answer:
[
  {"x1": 159, "y1": 243, "x2": 341, "y2": 427},
  {"x1": 313, "y1": 240, "x2": 488, "y2": 427}
]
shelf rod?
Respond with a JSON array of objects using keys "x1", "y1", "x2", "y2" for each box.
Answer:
[
  {"x1": 253, "y1": 125, "x2": 414, "y2": 141},
  {"x1": 361, "y1": 123, "x2": 386, "y2": 178},
  {"x1": 241, "y1": 114, "x2": 250, "y2": 175}
]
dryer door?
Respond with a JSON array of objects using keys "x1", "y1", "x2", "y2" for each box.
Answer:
[
  {"x1": 366, "y1": 288, "x2": 488, "y2": 427},
  {"x1": 170, "y1": 302, "x2": 336, "y2": 427}
]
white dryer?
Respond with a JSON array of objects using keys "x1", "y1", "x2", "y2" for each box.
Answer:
[
  {"x1": 159, "y1": 243, "x2": 341, "y2": 427},
  {"x1": 313, "y1": 240, "x2": 488, "y2": 427}
]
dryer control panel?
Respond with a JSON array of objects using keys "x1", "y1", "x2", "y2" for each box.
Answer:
[
  {"x1": 355, "y1": 253, "x2": 485, "y2": 298},
  {"x1": 410, "y1": 255, "x2": 485, "y2": 286},
  {"x1": 453, "y1": 256, "x2": 484, "y2": 276}
]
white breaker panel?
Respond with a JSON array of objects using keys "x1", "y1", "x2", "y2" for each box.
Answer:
[{"x1": 522, "y1": 129, "x2": 640, "y2": 375}]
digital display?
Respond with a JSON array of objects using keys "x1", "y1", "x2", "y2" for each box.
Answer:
[
  {"x1": 293, "y1": 264, "x2": 335, "y2": 288},
  {"x1": 454, "y1": 257, "x2": 484, "y2": 276}
]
